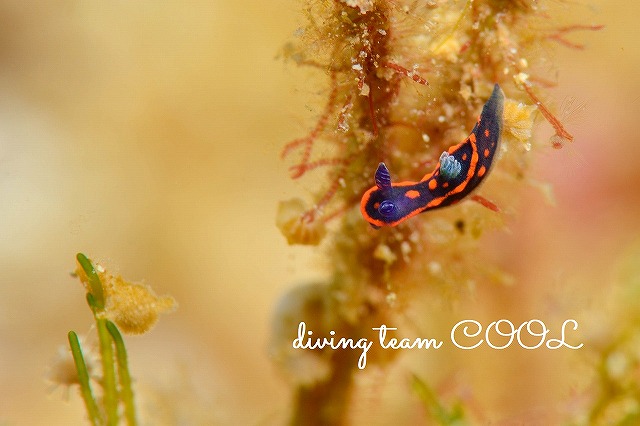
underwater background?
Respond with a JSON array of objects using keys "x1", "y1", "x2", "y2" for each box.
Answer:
[{"x1": 0, "y1": 0, "x2": 639, "y2": 424}]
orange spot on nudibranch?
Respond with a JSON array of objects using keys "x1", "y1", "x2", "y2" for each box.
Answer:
[
  {"x1": 462, "y1": 153, "x2": 468, "y2": 161},
  {"x1": 484, "y1": 129, "x2": 490, "y2": 137},
  {"x1": 405, "y1": 190, "x2": 420, "y2": 199},
  {"x1": 373, "y1": 202, "x2": 380, "y2": 209},
  {"x1": 477, "y1": 165, "x2": 486, "y2": 177},
  {"x1": 484, "y1": 148, "x2": 490, "y2": 158},
  {"x1": 428, "y1": 179, "x2": 437, "y2": 190},
  {"x1": 443, "y1": 182, "x2": 449, "y2": 188}
]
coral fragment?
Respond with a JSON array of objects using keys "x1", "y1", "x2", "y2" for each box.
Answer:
[{"x1": 276, "y1": 198, "x2": 327, "y2": 246}]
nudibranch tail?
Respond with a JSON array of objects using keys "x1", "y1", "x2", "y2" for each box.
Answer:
[{"x1": 360, "y1": 84, "x2": 504, "y2": 228}]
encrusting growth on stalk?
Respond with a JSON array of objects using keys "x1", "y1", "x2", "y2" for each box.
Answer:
[
  {"x1": 277, "y1": 0, "x2": 600, "y2": 245},
  {"x1": 75, "y1": 257, "x2": 177, "y2": 335}
]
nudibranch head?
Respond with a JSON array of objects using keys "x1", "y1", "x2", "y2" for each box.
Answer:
[{"x1": 360, "y1": 163, "x2": 426, "y2": 228}]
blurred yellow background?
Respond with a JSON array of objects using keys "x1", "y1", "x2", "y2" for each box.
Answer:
[{"x1": 0, "y1": 0, "x2": 638, "y2": 424}]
